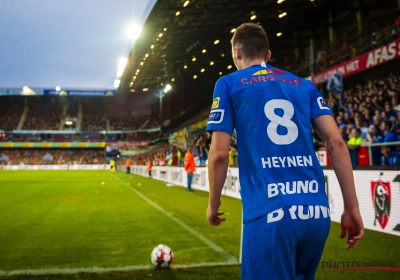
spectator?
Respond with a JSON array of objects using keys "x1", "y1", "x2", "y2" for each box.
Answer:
[
  {"x1": 392, "y1": 111, "x2": 400, "y2": 134},
  {"x1": 364, "y1": 124, "x2": 381, "y2": 143},
  {"x1": 365, "y1": 124, "x2": 383, "y2": 165},
  {"x1": 395, "y1": 11, "x2": 400, "y2": 25},
  {"x1": 177, "y1": 149, "x2": 183, "y2": 166},
  {"x1": 172, "y1": 151, "x2": 178, "y2": 166},
  {"x1": 184, "y1": 146, "x2": 196, "y2": 192},
  {"x1": 381, "y1": 145, "x2": 400, "y2": 165},
  {"x1": 147, "y1": 158, "x2": 153, "y2": 178},
  {"x1": 312, "y1": 129, "x2": 325, "y2": 150},
  {"x1": 339, "y1": 125, "x2": 350, "y2": 142},
  {"x1": 384, "y1": 103, "x2": 397, "y2": 121},
  {"x1": 336, "y1": 115, "x2": 346, "y2": 127},
  {"x1": 347, "y1": 128, "x2": 363, "y2": 167},
  {"x1": 125, "y1": 158, "x2": 131, "y2": 174},
  {"x1": 354, "y1": 117, "x2": 368, "y2": 139},
  {"x1": 379, "y1": 120, "x2": 397, "y2": 142}
]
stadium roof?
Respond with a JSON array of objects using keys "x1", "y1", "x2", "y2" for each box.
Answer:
[{"x1": 119, "y1": 0, "x2": 396, "y2": 95}]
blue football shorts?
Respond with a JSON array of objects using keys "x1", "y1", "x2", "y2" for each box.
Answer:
[{"x1": 241, "y1": 205, "x2": 331, "y2": 280}]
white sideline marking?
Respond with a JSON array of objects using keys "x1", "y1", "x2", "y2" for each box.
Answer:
[
  {"x1": 110, "y1": 173, "x2": 238, "y2": 264},
  {"x1": 0, "y1": 262, "x2": 238, "y2": 277}
]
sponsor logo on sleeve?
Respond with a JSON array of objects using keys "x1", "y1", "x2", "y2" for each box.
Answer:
[
  {"x1": 252, "y1": 69, "x2": 286, "y2": 75},
  {"x1": 208, "y1": 109, "x2": 224, "y2": 124},
  {"x1": 211, "y1": 97, "x2": 220, "y2": 109},
  {"x1": 317, "y1": 97, "x2": 330, "y2": 110}
]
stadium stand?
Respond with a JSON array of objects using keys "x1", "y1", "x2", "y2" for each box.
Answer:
[
  {"x1": 0, "y1": 98, "x2": 24, "y2": 130},
  {"x1": 312, "y1": 24, "x2": 400, "y2": 75},
  {"x1": 23, "y1": 98, "x2": 62, "y2": 130},
  {"x1": 81, "y1": 99, "x2": 106, "y2": 131},
  {"x1": 0, "y1": 148, "x2": 105, "y2": 165},
  {"x1": 109, "y1": 116, "x2": 148, "y2": 131}
]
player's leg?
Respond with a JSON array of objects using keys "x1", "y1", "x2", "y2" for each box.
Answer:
[
  {"x1": 187, "y1": 172, "x2": 193, "y2": 191},
  {"x1": 241, "y1": 207, "x2": 301, "y2": 280},
  {"x1": 294, "y1": 205, "x2": 331, "y2": 280}
]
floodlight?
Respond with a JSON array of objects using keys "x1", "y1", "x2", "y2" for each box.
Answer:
[
  {"x1": 127, "y1": 24, "x2": 142, "y2": 40},
  {"x1": 164, "y1": 84, "x2": 171, "y2": 93}
]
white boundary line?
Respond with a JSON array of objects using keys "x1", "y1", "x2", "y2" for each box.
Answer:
[
  {"x1": 0, "y1": 262, "x2": 239, "y2": 277},
  {"x1": 110, "y1": 173, "x2": 238, "y2": 264}
]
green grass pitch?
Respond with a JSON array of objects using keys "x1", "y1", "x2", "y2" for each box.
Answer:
[{"x1": 0, "y1": 170, "x2": 398, "y2": 279}]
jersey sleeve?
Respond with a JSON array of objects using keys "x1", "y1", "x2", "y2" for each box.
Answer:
[
  {"x1": 206, "y1": 77, "x2": 235, "y2": 135},
  {"x1": 310, "y1": 84, "x2": 332, "y2": 119}
]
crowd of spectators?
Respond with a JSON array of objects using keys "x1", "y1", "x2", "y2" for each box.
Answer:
[
  {"x1": 0, "y1": 102, "x2": 24, "y2": 131},
  {"x1": 23, "y1": 104, "x2": 62, "y2": 130},
  {"x1": 144, "y1": 117, "x2": 162, "y2": 129},
  {"x1": 109, "y1": 116, "x2": 148, "y2": 131},
  {"x1": 314, "y1": 72, "x2": 400, "y2": 166},
  {"x1": 131, "y1": 143, "x2": 170, "y2": 166},
  {"x1": 0, "y1": 149, "x2": 105, "y2": 165},
  {"x1": 81, "y1": 100, "x2": 106, "y2": 131},
  {"x1": 131, "y1": 129, "x2": 239, "y2": 168}
]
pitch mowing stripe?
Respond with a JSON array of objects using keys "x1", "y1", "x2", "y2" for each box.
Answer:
[
  {"x1": 110, "y1": 173, "x2": 239, "y2": 264},
  {"x1": 0, "y1": 262, "x2": 239, "y2": 277}
]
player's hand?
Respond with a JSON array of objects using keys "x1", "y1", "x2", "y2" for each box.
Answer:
[
  {"x1": 207, "y1": 201, "x2": 225, "y2": 226},
  {"x1": 340, "y1": 208, "x2": 364, "y2": 250}
]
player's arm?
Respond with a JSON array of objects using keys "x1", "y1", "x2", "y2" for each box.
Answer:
[
  {"x1": 207, "y1": 131, "x2": 231, "y2": 226},
  {"x1": 184, "y1": 155, "x2": 188, "y2": 170},
  {"x1": 312, "y1": 115, "x2": 364, "y2": 250}
]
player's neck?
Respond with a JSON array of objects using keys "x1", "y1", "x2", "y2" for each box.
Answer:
[{"x1": 239, "y1": 58, "x2": 267, "y2": 69}]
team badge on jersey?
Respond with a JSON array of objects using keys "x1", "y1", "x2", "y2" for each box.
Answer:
[
  {"x1": 371, "y1": 180, "x2": 391, "y2": 229},
  {"x1": 317, "y1": 97, "x2": 330, "y2": 110},
  {"x1": 211, "y1": 97, "x2": 220, "y2": 109},
  {"x1": 208, "y1": 109, "x2": 224, "y2": 124}
]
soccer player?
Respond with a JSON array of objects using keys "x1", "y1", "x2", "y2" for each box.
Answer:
[
  {"x1": 109, "y1": 159, "x2": 115, "y2": 173},
  {"x1": 206, "y1": 23, "x2": 364, "y2": 280}
]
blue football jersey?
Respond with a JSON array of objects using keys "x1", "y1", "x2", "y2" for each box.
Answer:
[{"x1": 206, "y1": 63, "x2": 332, "y2": 222}]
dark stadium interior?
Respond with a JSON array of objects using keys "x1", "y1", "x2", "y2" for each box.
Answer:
[{"x1": 119, "y1": 0, "x2": 398, "y2": 117}]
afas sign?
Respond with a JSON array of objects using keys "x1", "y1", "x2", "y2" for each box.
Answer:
[
  {"x1": 312, "y1": 38, "x2": 400, "y2": 85},
  {"x1": 366, "y1": 41, "x2": 399, "y2": 68}
]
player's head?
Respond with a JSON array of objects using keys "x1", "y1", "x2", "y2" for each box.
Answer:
[{"x1": 231, "y1": 23, "x2": 271, "y2": 70}]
